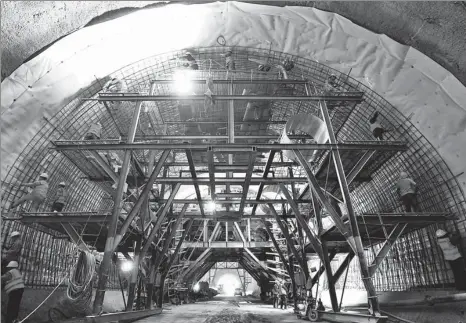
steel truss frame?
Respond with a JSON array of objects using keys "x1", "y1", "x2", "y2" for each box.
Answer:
[{"x1": 45, "y1": 76, "x2": 446, "y2": 322}]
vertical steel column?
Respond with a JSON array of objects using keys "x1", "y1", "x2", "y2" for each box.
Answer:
[
  {"x1": 93, "y1": 96, "x2": 145, "y2": 314},
  {"x1": 203, "y1": 220, "x2": 208, "y2": 243},
  {"x1": 126, "y1": 239, "x2": 142, "y2": 310},
  {"x1": 247, "y1": 218, "x2": 251, "y2": 242},
  {"x1": 226, "y1": 82, "x2": 235, "y2": 211},
  {"x1": 317, "y1": 94, "x2": 380, "y2": 314}
]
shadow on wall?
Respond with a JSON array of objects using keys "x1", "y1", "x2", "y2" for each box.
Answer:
[{"x1": 1, "y1": 288, "x2": 125, "y2": 322}]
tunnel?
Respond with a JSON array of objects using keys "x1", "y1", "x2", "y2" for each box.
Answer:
[{"x1": 1, "y1": 2, "x2": 466, "y2": 323}]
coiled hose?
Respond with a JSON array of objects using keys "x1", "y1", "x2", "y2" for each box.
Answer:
[{"x1": 66, "y1": 251, "x2": 96, "y2": 314}]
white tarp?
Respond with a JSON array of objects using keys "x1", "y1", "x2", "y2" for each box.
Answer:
[{"x1": 1, "y1": 1, "x2": 465, "y2": 190}]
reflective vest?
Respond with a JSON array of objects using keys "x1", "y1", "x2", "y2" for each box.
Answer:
[
  {"x1": 438, "y1": 237, "x2": 462, "y2": 261},
  {"x1": 54, "y1": 187, "x2": 68, "y2": 204},
  {"x1": 4, "y1": 269, "x2": 25, "y2": 294}
]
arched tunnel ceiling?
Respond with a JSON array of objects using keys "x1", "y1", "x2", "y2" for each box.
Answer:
[
  {"x1": 2, "y1": 1, "x2": 466, "y2": 193},
  {"x1": 1, "y1": 1, "x2": 466, "y2": 85}
]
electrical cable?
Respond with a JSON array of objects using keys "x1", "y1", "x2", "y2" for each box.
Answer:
[{"x1": 66, "y1": 251, "x2": 96, "y2": 314}]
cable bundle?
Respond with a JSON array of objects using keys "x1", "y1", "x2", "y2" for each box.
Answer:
[{"x1": 66, "y1": 251, "x2": 96, "y2": 315}]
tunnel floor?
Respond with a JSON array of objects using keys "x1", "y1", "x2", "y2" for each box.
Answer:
[{"x1": 138, "y1": 296, "x2": 301, "y2": 323}]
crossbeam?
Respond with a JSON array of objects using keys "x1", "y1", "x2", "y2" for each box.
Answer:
[
  {"x1": 53, "y1": 141, "x2": 407, "y2": 151},
  {"x1": 93, "y1": 93, "x2": 364, "y2": 102},
  {"x1": 368, "y1": 223, "x2": 408, "y2": 277},
  {"x1": 12, "y1": 214, "x2": 110, "y2": 223},
  {"x1": 152, "y1": 198, "x2": 312, "y2": 204},
  {"x1": 151, "y1": 79, "x2": 310, "y2": 84},
  {"x1": 179, "y1": 241, "x2": 273, "y2": 248}
]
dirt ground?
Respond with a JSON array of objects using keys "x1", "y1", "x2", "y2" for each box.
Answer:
[{"x1": 138, "y1": 296, "x2": 302, "y2": 323}]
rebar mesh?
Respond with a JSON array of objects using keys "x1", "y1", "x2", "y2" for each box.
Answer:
[{"x1": 1, "y1": 46, "x2": 465, "y2": 292}]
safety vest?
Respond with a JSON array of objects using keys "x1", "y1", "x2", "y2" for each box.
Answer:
[
  {"x1": 54, "y1": 187, "x2": 68, "y2": 204},
  {"x1": 438, "y1": 237, "x2": 462, "y2": 261},
  {"x1": 4, "y1": 269, "x2": 25, "y2": 294}
]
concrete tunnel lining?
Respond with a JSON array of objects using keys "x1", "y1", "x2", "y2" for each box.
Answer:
[{"x1": 1, "y1": 1, "x2": 466, "y2": 322}]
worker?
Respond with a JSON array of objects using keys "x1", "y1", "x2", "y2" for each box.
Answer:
[
  {"x1": 279, "y1": 281, "x2": 288, "y2": 310},
  {"x1": 8, "y1": 173, "x2": 49, "y2": 213},
  {"x1": 369, "y1": 111, "x2": 385, "y2": 140},
  {"x1": 225, "y1": 50, "x2": 236, "y2": 70},
  {"x1": 272, "y1": 282, "x2": 279, "y2": 308},
  {"x1": 1, "y1": 261, "x2": 25, "y2": 323},
  {"x1": 1, "y1": 231, "x2": 22, "y2": 274},
  {"x1": 182, "y1": 52, "x2": 199, "y2": 70},
  {"x1": 84, "y1": 121, "x2": 102, "y2": 140},
  {"x1": 51, "y1": 182, "x2": 68, "y2": 212},
  {"x1": 396, "y1": 172, "x2": 419, "y2": 212},
  {"x1": 436, "y1": 229, "x2": 466, "y2": 291}
]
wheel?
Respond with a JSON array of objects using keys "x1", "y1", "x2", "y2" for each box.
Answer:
[{"x1": 308, "y1": 310, "x2": 319, "y2": 322}]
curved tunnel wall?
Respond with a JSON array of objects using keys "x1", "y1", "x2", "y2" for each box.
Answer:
[
  {"x1": 1, "y1": 2, "x2": 466, "y2": 291},
  {"x1": 2, "y1": 47, "x2": 465, "y2": 292}
]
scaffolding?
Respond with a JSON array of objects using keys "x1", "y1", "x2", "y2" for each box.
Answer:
[{"x1": 2, "y1": 47, "x2": 465, "y2": 323}]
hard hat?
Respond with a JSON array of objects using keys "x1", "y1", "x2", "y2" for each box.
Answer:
[
  {"x1": 10, "y1": 231, "x2": 21, "y2": 238},
  {"x1": 40, "y1": 172, "x2": 49, "y2": 179},
  {"x1": 436, "y1": 229, "x2": 448, "y2": 238},
  {"x1": 59, "y1": 182, "x2": 66, "y2": 186},
  {"x1": 399, "y1": 171, "x2": 408, "y2": 179},
  {"x1": 6, "y1": 261, "x2": 18, "y2": 268}
]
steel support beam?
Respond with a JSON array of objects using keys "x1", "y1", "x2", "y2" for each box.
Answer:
[
  {"x1": 151, "y1": 79, "x2": 310, "y2": 85},
  {"x1": 268, "y1": 204, "x2": 308, "y2": 274},
  {"x1": 369, "y1": 223, "x2": 408, "y2": 277},
  {"x1": 207, "y1": 148, "x2": 216, "y2": 200},
  {"x1": 93, "y1": 98, "x2": 144, "y2": 314},
  {"x1": 53, "y1": 142, "x2": 407, "y2": 152},
  {"x1": 311, "y1": 251, "x2": 337, "y2": 286},
  {"x1": 209, "y1": 222, "x2": 221, "y2": 243},
  {"x1": 294, "y1": 150, "x2": 356, "y2": 252},
  {"x1": 332, "y1": 252, "x2": 355, "y2": 284},
  {"x1": 180, "y1": 248, "x2": 212, "y2": 281},
  {"x1": 317, "y1": 97, "x2": 380, "y2": 314},
  {"x1": 180, "y1": 241, "x2": 274, "y2": 248},
  {"x1": 186, "y1": 149, "x2": 205, "y2": 217},
  {"x1": 239, "y1": 149, "x2": 257, "y2": 214},
  {"x1": 126, "y1": 239, "x2": 142, "y2": 311},
  {"x1": 154, "y1": 198, "x2": 314, "y2": 204},
  {"x1": 94, "y1": 93, "x2": 364, "y2": 102},
  {"x1": 244, "y1": 248, "x2": 275, "y2": 279},
  {"x1": 151, "y1": 204, "x2": 188, "y2": 280},
  {"x1": 61, "y1": 223, "x2": 91, "y2": 253},
  {"x1": 234, "y1": 222, "x2": 247, "y2": 243},
  {"x1": 89, "y1": 151, "x2": 119, "y2": 183},
  {"x1": 278, "y1": 185, "x2": 324, "y2": 259},
  {"x1": 113, "y1": 150, "x2": 171, "y2": 249},
  {"x1": 139, "y1": 184, "x2": 181, "y2": 260}
]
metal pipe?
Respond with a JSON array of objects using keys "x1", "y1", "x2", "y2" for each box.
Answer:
[
  {"x1": 93, "y1": 97, "x2": 144, "y2": 313},
  {"x1": 53, "y1": 142, "x2": 407, "y2": 151},
  {"x1": 151, "y1": 79, "x2": 309, "y2": 84},
  {"x1": 113, "y1": 150, "x2": 171, "y2": 249},
  {"x1": 318, "y1": 96, "x2": 380, "y2": 314},
  {"x1": 154, "y1": 198, "x2": 312, "y2": 204},
  {"x1": 92, "y1": 93, "x2": 364, "y2": 102}
]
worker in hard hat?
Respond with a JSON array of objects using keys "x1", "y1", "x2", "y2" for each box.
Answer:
[
  {"x1": 8, "y1": 173, "x2": 49, "y2": 213},
  {"x1": 1, "y1": 261, "x2": 25, "y2": 323},
  {"x1": 84, "y1": 121, "x2": 102, "y2": 140},
  {"x1": 369, "y1": 111, "x2": 386, "y2": 140},
  {"x1": 396, "y1": 172, "x2": 419, "y2": 212},
  {"x1": 51, "y1": 182, "x2": 69, "y2": 212},
  {"x1": 436, "y1": 229, "x2": 466, "y2": 290},
  {"x1": 1, "y1": 231, "x2": 22, "y2": 274},
  {"x1": 278, "y1": 281, "x2": 288, "y2": 310}
]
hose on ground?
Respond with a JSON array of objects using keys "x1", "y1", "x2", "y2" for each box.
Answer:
[{"x1": 66, "y1": 251, "x2": 96, "y2": 314}]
